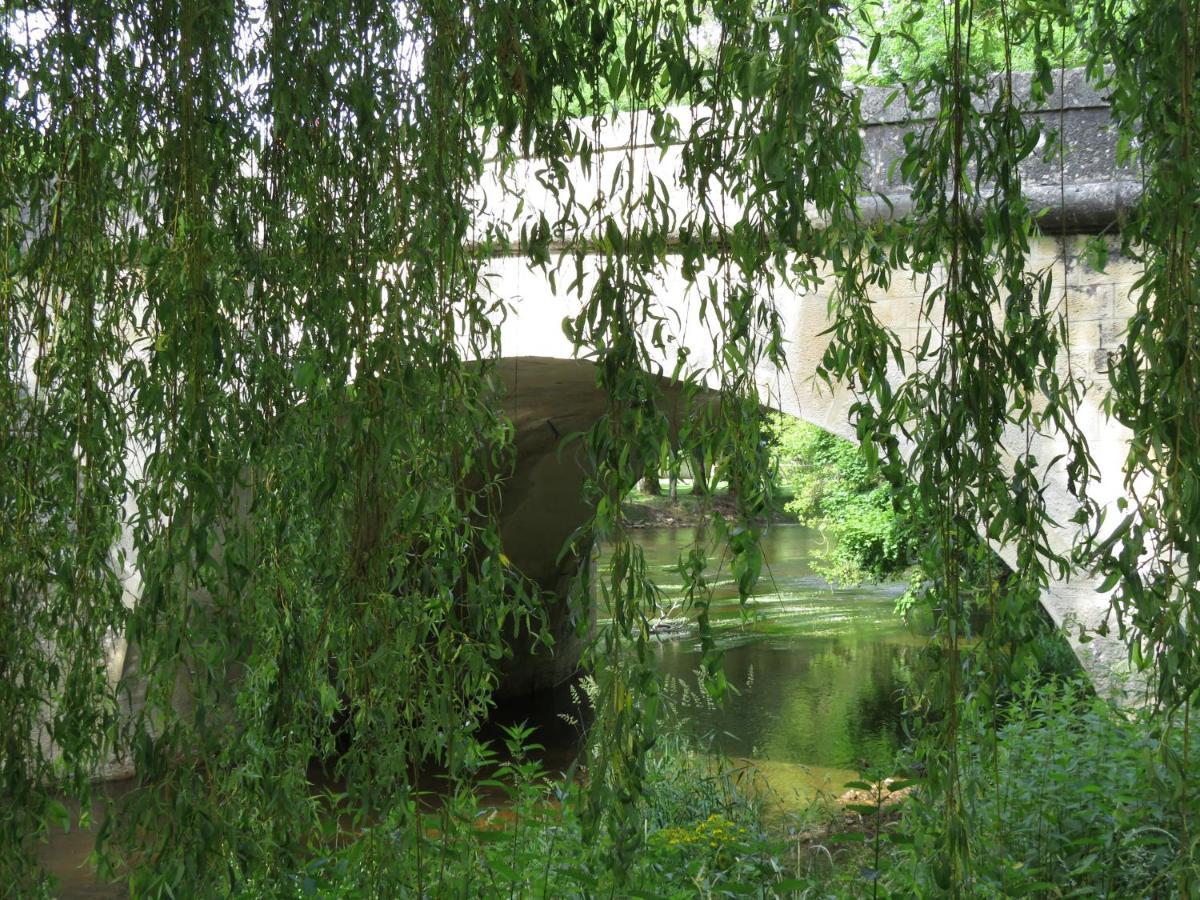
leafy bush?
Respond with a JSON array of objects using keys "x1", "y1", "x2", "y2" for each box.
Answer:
[
  {"x1": 768, "y1": 416, "x2": 916, "y2": 583},
  {"x1": 888, "y1": 679, "x2": 1200, "y2": 896},
  {"x1": 845, "y1": 0, "x2": 1088, "y2": 85},
  {"x1": 278, "y1": 723, "x2": 794, "y2": 898},
  {"x1": 238, "y1": 679, "x2": 1200, "y2": 898}
]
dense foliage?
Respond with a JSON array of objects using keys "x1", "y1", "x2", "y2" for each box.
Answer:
[
  {"x1": 847, "y1": 0, "x2": 1089, "y2": 85},
  {"x1": 275, "y1": 680, "x2": 1198, "y2": 897},
  {"x1": 2, "y1": 0, "x2": 1198, "y2": 894},
  {"x1": 890, "y1": 679, "x2": 1200, "y2": 895},
  {"x1": 273, "y1": 726, "x2": 792, "y2": 898},
  {"x1": 769, "y1": 416, "x2": 915, "y2": 583}
]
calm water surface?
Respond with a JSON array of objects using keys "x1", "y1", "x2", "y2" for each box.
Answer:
[{"x1": 603, "y1": 524, "x2": 916, "y2": 801}]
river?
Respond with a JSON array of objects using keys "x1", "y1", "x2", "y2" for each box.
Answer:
[{"x1": 602, "y1": 524, "x2": 915, "y2": 801}]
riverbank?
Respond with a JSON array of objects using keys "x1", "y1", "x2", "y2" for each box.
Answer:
[{"x1": 620, "y1": 483, "x2": 799, "y2": 529}]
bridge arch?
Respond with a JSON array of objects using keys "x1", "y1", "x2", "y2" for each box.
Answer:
[
  {"x1": 474, "y1": 72, "x2": 1143, "y2": 698},
  {"x1": 106, "y1": 70, "x2": 1144, "y2": 767},
  {"x1": 485, "y1": 227, "x2": 1138, "y2": 699}
]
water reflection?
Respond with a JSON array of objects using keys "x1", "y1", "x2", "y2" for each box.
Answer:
[{"x1": 602, "y1": 525, "x2": 915, "y2": 779}]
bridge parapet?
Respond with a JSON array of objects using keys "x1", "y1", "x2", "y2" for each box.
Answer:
[
  {"x1": 858, "y1": 68, "x2": 1138, "y2": 231},
  {"x1": 475, "y1": 67, "x2": 1137, "y2": 250}
]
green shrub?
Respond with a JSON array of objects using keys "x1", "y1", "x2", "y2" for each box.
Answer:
[
  {"x1": 263, "y1": 684, "x2": 1200, "y2": 898},
  {"x1": 768, "y1": 416, "x2": 916, "y2": 584},
  {"x1": 887, "y1": 679, "x2": 1200, "y2": 897},
  {"x1": 275, "y1": 724, "x2": 795, "y2": 898}
]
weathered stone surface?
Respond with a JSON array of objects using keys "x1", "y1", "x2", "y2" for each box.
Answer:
[{"x1": 475, "y1": 68, "x2": 1137, "y2": 242}]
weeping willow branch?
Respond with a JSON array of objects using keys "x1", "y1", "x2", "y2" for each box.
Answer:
[{"x1": 0, "y1": 0, "x2": 1196, "y2": 893}]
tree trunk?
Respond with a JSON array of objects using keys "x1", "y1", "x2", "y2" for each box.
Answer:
[
  {"x1": 640, "y1": 465, "x2": 661, "y2": 495},
  {"x1": 691, "y1": 449, "x2": 709, "y2": 496}
]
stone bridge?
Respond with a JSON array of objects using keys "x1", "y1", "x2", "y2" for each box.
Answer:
[
  {"x1": 474, "y1": 69, "x2": 1141, "y2": 698},
  {"x1": 102, "y1": 71, "x2": 1145, "y2": 756}
]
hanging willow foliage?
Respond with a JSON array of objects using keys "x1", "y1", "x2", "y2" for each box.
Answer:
[
  {"x1": 1087, "y1": 0, "x2": 1200, "y2": 886},
  {"x1": 1, "y1": 0, "x2": 1196, "y2": 893},
  {"x1": 1092, "y1": 0, "x2": 1200, "y2": 713},
  {"x1": 817, "y1": 0, "x2": 1100, "y2": 886}
]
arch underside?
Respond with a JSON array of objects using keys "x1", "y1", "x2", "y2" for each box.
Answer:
[{"x1": 489, "y1": 355, "x2": 1132, "y2": 699}]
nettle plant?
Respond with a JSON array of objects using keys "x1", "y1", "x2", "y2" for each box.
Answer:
[{"x1": 1, "y1": 0, "x2": 1197, "y2": 893}]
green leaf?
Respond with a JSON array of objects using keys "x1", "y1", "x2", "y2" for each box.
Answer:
[
  {"x1": 45, "y1": 800, "x2": 70, "y2": 832},
  {"x1": 293, "y1": 361, "x2": 316, "y2": 391}
]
